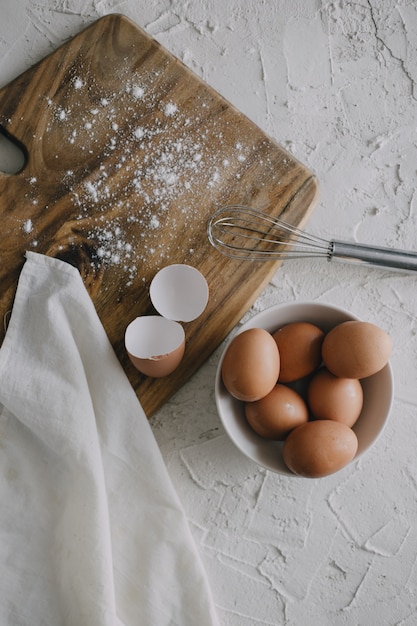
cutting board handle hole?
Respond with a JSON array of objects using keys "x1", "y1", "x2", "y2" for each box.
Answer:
[{"x1": 0, "y1": 127, "x2": 26, "y2": 175}]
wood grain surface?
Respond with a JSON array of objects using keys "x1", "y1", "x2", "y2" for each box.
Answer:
[{"x1": 0, "y1": 14, "x2": 319, "y2": 417}]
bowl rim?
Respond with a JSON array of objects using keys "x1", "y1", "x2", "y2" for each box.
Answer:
[{"x1": 215, "y1": 301, "x2": 394, "y2": 476}]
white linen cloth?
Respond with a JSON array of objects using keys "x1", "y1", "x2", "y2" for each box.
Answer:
[{"x1": 0, "y1": 252, "x2": 219, "y2": 626}]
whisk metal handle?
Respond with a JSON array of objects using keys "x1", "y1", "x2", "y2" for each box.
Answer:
[{"x1": 331, "y1": 240, "x2": 417, "y2": 272}]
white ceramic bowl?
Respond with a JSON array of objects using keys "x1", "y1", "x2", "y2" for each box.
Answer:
[{"x1": 215, "y1": 302, "x2": 394, "y2": 476}]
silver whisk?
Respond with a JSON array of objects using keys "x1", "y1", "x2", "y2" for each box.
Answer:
[{"x1": 207, "y1": 205, "x2": 417, "y2": 272}]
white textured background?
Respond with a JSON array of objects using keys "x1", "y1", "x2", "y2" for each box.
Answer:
[{"x1": 2, "y1": 2, "x2": 417, "y2": 624}]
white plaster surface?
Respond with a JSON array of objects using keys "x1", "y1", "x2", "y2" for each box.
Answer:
[{"x1": 2, "y1": 1, "x2": 417, "y2": 624}]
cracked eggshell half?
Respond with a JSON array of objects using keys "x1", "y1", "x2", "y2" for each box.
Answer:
[
  {"x1": 149, "y1": 263, "x2": 209, "y2": 322},
  {"x1": 125, "y1": 316, "x2": 186, "y2": 377},
  {"x1": 125, "y1": 264, "x2": 209, "y2": 377}
]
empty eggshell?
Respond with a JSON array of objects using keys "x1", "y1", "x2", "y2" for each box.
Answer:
[
  {"x1": 125, "y1": 315, "x2": 185, "y2": 377},
  {"x1": 125, "y1": 264, "x2": 208, "y2": 378},
  {"x1": 150, "y1": 264, "x2": 209, "y2": 322}
]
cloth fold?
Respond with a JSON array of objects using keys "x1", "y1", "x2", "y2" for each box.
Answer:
[{"x1": 0, "y1": 252, "x2": 219, "y2": 626}]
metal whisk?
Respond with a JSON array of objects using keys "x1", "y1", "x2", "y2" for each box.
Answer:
[{"x1": 207, "y1": 205, "x2": 417, "y2": 273}]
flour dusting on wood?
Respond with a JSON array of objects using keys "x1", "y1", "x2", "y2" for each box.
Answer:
[{"x1": 19, "y1": 61, "x2": 256, "y2": 286}]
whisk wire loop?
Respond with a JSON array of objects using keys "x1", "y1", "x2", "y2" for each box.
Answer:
[{"x1": 207, "y1": 205, "x2": 331, "y2": 261}]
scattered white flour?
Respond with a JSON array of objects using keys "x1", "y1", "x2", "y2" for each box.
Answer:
[
  {"x1": 164, "y1": 102, "x2": 178, "y2": 116},
  {"x1": 208, "y1": 169, "x2": 220, "y2": 187},
  {"x1": 84, "y1": 181, "x2": 99, "y2": 202},
  {"x1": 133, "y1": 126, "x2": 145, "y2": 140},
  {"x1": 22, "y1": 219, "x2": 33, "y2": 234},
  {"x1": 57, "y1": 108, "x2": 67, "y2": 121},
  {"x1": 24, "y1": 66, "x2": 258, "y2": 286},
  {"x1": 131, "y1": 85, "x2": 145, "y2": 99},
  {"x1": 149, "y1": 215, "x2": 160, "y2": 229}
]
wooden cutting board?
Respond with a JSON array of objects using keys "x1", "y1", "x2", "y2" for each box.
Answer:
[{"x1": 0, "y1": 14, "x2": 319, "y2": 417}]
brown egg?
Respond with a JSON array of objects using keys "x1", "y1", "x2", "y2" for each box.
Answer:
[
  {"x1": 283, "y1": 420, "x2": 358, "y2": 478},
  {"x1": 322, "y1": 320, "x2": 392, "y2": 379},
  {"x1": 272, "y1": 322, "x2": 324, "y2": 382},
  {"x1": 221, "y1": 328, "x2": 280, "y2": 402},
  {"x1": 308, "y1": 368, "x2": 363, "y2": 427},
  {"x1": 245, "y1": 384, "x2": 308, "y2": 440}
]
